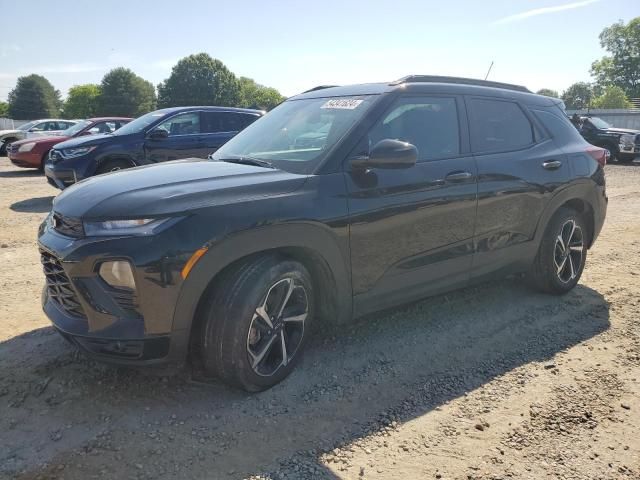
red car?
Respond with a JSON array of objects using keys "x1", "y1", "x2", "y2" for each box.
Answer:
[{"x1": 8, "y1": 117, "x2": 132, "y2": 170}]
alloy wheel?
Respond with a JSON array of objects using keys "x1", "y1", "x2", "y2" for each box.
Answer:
[
  {"x1": 246, "y1": 277, "x2": 308, "y2": 377},
  {"x1": 553, "y1": 219, "x2": 584, "y2": 283}
]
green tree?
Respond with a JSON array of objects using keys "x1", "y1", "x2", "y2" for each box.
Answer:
[
  {"x1": 238, "y1": 77, "x2": 285, "y2": 110},
  {"x1": 98, "y1": 68, "x2": 156, "y2": 117},
  {"x1": 536, "y1": 88, "x2": 559, "y2": 98},
  {"x1": 591, "y1": 85, "x2": 632, "y2": 109},
  {"x1": 157, "y1": 53, "x2": 239, "y2": 107},
  {"x1": 7, "y1": 74, "x2": 62, "y2": 119},
  {"x1": 590, "y1": 17, "x2": 640, "y2": 98},
  {"x1": 561, "y1": 82, "x2": 593, "y2": 110},
  {"x1": 63, "y1": 84, "x2": 101, "y2": 118},
  {"x1": 0, "y1": 101, "x2": 8, "y2": 117}
]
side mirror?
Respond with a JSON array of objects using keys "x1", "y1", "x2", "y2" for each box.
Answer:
[
  {"x1": 148, "y1": 129, "x2": 169, "y2": 140},
  {"x1": 352, "y1": 139, "x2": 418, "y2": 170}
]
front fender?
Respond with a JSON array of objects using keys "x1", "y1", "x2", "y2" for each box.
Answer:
[{"x1": 171, "y1": 221, "x2": 352, "y2": 341}]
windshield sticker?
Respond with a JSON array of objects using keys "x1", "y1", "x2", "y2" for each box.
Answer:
[{"x1": 321, "y1": 99, "x2": 363, "y2": 110}]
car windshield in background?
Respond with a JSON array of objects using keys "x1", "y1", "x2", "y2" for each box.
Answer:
[
  {"x1": 589, "y1": 117, "x2": 611, "y2": 129},
  {"x1": 62, "y1": 120, "x2": 92, "y2": 136},
  {"x1": 17, "y1": 121, "x2": 38, "y2": 131},
  {"x1": 111, "y1": 111, "x2": 167, "y2": 136},
  {"x1": 212, "y1": 96, "x2": 377, "y2": 173}
]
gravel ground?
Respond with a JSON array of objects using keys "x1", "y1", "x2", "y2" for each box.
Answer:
[{"x1": 0, "y1": 156, "x2": 639, "y2": 480}]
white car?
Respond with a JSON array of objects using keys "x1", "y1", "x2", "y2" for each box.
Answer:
[{"x1": 0, "y1": 119, "x2": 78, "y2": 155}]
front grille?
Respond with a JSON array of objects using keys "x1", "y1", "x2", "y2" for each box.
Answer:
[
  {"x1": 40, "y1": 249, "x2": 85, "y2": 318},
  {"x1": 108, "y1": 286, "x2": 140, "y2": 318},
  {"x1": 52, "y1": 212, "x2": 84, "y2": 237}
]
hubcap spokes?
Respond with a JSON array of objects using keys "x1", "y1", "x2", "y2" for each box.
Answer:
[
  {"x1": 553, "y1": 219, "x2": 584, "y2": 283},
  {"x1": 246, "y1": 277, "x2": 308, "y2": 377}
]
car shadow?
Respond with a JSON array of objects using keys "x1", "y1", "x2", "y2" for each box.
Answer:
[
  {"x1": 0, "y1": 169, "x2": 43, "y2": 178},
  {"x1": 2, "y1": 279, "x2": 610, "y2": 479},
  {"x1": 10, "y1": 196, "x2": 54, "y2": 213}
]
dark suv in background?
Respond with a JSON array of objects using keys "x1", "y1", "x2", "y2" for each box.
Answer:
[
  {"x1": 38, "y1": 76, "x2": 607, "y2": 391},
  {"x1": 44, "y1": 106, "x2": 263, "y2": 189},
  {"x1": 572, "y1": 115, "x2": 639, "y2": 163}
]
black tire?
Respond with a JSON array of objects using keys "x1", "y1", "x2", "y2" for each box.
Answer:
[
  {"x1": 199, "y1": 255, "x2": 314, "y2": 391},
  {"x1": 39, "y1": 150, "x2": 50, "y2": 172},
  {"x1": 527, "y1": 207, "x2": 588, "y2": 294},
  {"x1": 96, "y1": 158, "x2": 133, "y2": 175},
  {"x1": 1, "y1": 138, "x2": 16, "y2": 156}
]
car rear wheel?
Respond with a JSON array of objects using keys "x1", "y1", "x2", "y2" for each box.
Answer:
[
  {"x1": 96, "y1": 158, "x2": 134, "y2": 175},
  {"x1": 199, "y1": 255, "x2": 314, "y2": 391},
  {"x1": 527, "y1": 207, "x2": 587, "y2": 294}
]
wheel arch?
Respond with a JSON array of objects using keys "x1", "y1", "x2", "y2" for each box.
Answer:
[
  {"x1": 535, "y1": 184, "x2": 598, "y2": 249},
  {"x1": 171, "y1": 223, "x2": 352, "y2": 359},
  {"x1": 94, "y1": 154, "x2": 137, "y2": 174}
]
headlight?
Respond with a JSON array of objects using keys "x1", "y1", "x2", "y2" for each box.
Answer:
[
  {"x1": 18, "y1": 142, "x2": 35, "y2": 152},
  {"x1": 620, "y1": 134, "x2": 635, "y2": 145},
  {"x1": 83, "y1": 217, "x2": 179, "y2": 236},
  {"x1": 61, "y1": 146, "x2": 97, "y2": 159}
]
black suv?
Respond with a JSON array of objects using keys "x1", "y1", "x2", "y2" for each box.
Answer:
[
  {"x1": 44, "y1": 106, "x2": 263, "y2": 189},
  {"x1": 38, "y1": 76, "x2": 607, "y2": 391},
  {"x1": 572, "y1": 115, "x2": 639, "y2": 163}
]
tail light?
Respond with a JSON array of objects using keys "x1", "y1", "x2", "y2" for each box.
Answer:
[{"x1": 586, "y1": 145, "x2": 607, "y2": 168}]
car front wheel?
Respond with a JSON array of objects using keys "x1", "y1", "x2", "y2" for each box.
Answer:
[
  {"x1": 528, "y1": 207, "x2": 587, "y2": 294},
  {"x1": 199, "y1": 255, "x2": 314, "y2": 391}
]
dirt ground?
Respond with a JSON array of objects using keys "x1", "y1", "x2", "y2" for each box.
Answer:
[{"x1": 0, "y1": 155, "x2": 639, "y2": 480}]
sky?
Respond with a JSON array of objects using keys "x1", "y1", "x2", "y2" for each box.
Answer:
[{"x1": 1, "y1": 0, "x2": 638, "y2": 102}]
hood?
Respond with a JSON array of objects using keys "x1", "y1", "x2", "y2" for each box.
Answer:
[
  {"x1": 53, "y1": 133, "x2": 115, "y2": 150},
  {"x1": 0, "y1": 129, "x2": 20, "y2": 138},
  {"x1": 53, "y1": 159, "x2": 309, "y2": 219},
  {"x1": 605, "y1": 127, "x2": 640, "y2": 136},
  {"x1": 13, "y1": 135, "x2": 70, "y2": 147}
]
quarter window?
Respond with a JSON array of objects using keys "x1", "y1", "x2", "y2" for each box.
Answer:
[
  {"x1": 155, "y1": 112, "x2": 200, "y2": 136},
  {"x1": 368, "y1": 96, "x2": 460, "y2": 161},
  {"x1": 468, "y1": 98, "x2": 533, "y2": 153}
]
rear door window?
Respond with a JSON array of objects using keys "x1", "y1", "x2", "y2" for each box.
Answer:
[
  {"x1": 202, "y1": 112, "x2": 250, "y2": 133},
  {"x1": 155, "y1": 112, "x2": 201, "y2": 136},
  {"x1": 467, "y1": 98, "x2": 534, "y2": 153}
]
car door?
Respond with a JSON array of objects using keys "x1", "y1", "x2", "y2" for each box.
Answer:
[
  {"x1": 346, "y1": 95, "x2": 478, "y2": 315},
  {"x1": 200, "y1": 111, "x2": 247, "y2": 156},
  {"x1": 144, "y1": 111, "x2": 205, "y2": 163},
  {"x1": 467, "y1": 96, "x2": 570, "y2": 278}
]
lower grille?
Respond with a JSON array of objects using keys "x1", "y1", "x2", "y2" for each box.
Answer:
[{"x1": 40, "y1": 250, "x2": 85, "y2": 318}]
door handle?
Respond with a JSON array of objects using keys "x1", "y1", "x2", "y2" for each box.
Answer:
[
  {"x1": 542, "y1": 160, "x2": 562, "y2": 170},
  {"x1": 445, "y1": 171, "x2": 474, "y2": 182}
]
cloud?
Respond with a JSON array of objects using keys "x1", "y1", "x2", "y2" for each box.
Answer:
[{"x1": 492, "y1": 0, "x2": 599, "y2": 26}]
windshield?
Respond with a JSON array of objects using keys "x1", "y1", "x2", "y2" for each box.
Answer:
[
  {"x1": 111, "y1": 110, "x2": 167, "y2": 136},
  {"x1": 588, "y1": 117, "x2": 611, "y2": 129},
  {"x1": 17, "y1": 120, "x2": 38, "y2": 131},
  {"x1": 212, "y1": 96, "x2": 377, "y2": 173},
  {"x1": 62, "y1": 120, "x2": 92, "y2": 137}
]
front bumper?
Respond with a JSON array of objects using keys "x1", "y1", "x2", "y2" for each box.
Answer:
[
  {"x1": 618, "y1": 142, "x2": 639, "y2": 157},
  {"x1": 38, "y1": 222, "x2": 195, "y2": 366},
  {"x1": 45, "y1": 164, "x2": 78, "y2": 189}
]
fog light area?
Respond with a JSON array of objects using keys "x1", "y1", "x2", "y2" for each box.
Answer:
[{"x1": 99, "y1": 261, "x2": 136, "y2": 290}]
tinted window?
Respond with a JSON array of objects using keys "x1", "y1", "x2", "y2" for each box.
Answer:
[
  {"x1": 155, "y1": 112, "x2": 200, "y2": 136},
  {"x1": 534, "y1": 109, "x2": 585, "y2": 142},
  {"x1": 89, "y1": 121, "x2": 117, "y2": 134},
  {"x1": 202, "y1": 112, "x2": 252, "y2": 133},
  {"x1": 468, "y1": 99, "x2": 533, "y2": 153},
  {"x1": 368, "y1": 96, "x2": 460, "y2": 161}
]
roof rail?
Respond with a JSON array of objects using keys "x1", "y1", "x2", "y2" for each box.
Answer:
[
  {"x1": 390, "y1": 75, "x2": 531, "y2": 93},
  {"x1": 302, "y1": 85, "x2": 339, "y2": 93}
]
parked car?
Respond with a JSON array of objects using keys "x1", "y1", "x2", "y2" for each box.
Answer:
[
  {"x1": 44, "y1": 107, "x2": 263, "y2": 189},
  {"x1": 571, "y1": 115, "x2": 639, "y2": 163},
  {"x1": 0, "y1": 119, "x2": 78, "y2": 156},
  {"x1": 38, "y1": 76, "x2": 607, "y2": 391},
  {"x1": 8, "y1": 118, "x2": 132, "y2": 170}
]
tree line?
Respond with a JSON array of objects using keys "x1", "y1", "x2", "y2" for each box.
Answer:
[
  {"x1": 1, "y1": 53, "x2": 286, "y2": 120},
  {"x1": 536, "y1": 17, "x2": 639, "y2": 109}
]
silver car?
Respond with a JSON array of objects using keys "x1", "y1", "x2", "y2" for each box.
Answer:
[{"x1": 0, "y1": 119, "x2": 78, "y2": 155}]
